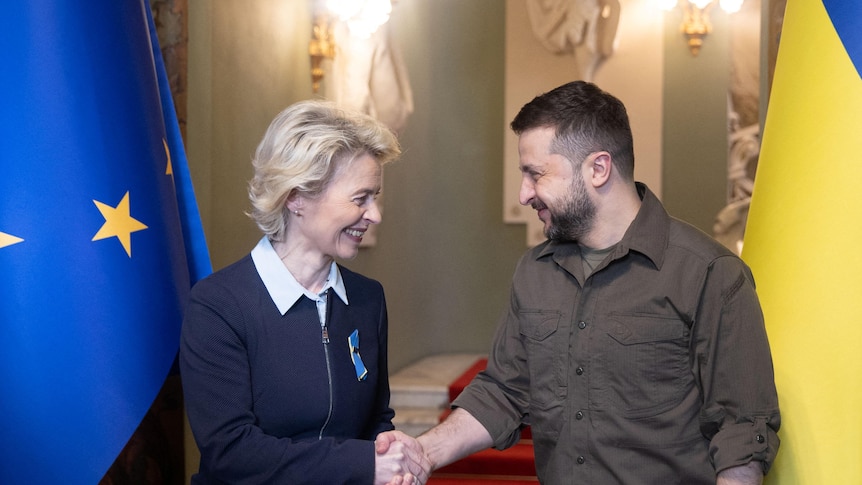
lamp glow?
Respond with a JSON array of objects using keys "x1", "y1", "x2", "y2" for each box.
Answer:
[
  {"x1": 719, "y1": 0, "x2": 744, "y2": 13},
  {"x1": 327, "y1": 0, "x2": 392, "y2": 39},
  {"x1": 662, "y1": 0, "x2": 746, "y2": 56},
  {"x1": 658, "y1": 0, "x2": 679, "y2": 11}
]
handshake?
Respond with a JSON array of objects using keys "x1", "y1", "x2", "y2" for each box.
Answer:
[
  {"x1": 373, "y1": 430, "x2": 432, "y2": 485},
  {"x1": 373, "y1": 408, "x2": 493, "y2": 485}
]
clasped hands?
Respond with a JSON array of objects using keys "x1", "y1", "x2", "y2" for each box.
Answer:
[{"x1": 373, "y1": 430, "x2": 432, "y2": 485}]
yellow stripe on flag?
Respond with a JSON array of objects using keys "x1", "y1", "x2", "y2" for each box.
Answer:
[{"x1": 742, "y1": 0, "x2": 862, "y2": 484}]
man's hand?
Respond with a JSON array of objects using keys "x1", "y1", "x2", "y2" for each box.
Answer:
[
  {"x1": 376, "y1": 409, "x2": 493, "y2": 485},
  {"x1": 374, "y1": 430, "x2": 430, "y2": 485},
  {"x1": 716, "y1": 461, "x2": 764, "y2": 485}
]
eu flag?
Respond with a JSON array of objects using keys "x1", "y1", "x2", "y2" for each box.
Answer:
[{"x1": 0, "y1": 1, "x2": 211, "y2": 483}]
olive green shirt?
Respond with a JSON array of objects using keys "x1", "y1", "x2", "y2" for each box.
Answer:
[{"x1": 454, "y1": 184, "x2": 780, "y2": 485}]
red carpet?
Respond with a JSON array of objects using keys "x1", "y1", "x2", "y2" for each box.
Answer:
[
  {"x1": 428, "y1": 358, "x2": 538, "y2": 484},
  {"x1": 428, "y1": 477, "x2": 538, "y2": 485}
]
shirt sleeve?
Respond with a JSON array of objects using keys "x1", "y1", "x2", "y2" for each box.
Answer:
[
  {"x1": 452, "y1": 285, "x2": 531, "y2": 451},
  {"x1": 179, "y1": 277, "x2": 376, "y2": 484},
  {"x1": 693, "y1": 255, "x2": 781, "y2": 474}
]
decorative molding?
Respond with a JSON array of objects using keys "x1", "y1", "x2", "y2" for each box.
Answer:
[
  {"x1": 713, "y1": 0, "x2": 774, "y2": 255},
  {"x1": 713, "y1": 114, "x2": 758, "y2": 255},
  {"x1": 525, "y1": 0, "x2": 621, "y2": 80}
]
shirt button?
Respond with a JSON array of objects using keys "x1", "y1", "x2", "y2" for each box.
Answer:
[
  {"x1": 578, "y1": 321, "x2": 587, "y2": 329},
  {"x1": 756, "y1": 434, "x2": 765, "y2": 443},
  {"x1": 577, "y1": 456, "x2": 585, "y2": 464},
  {"x1": 575, "y1": 411, "x2": 584, "y2": 420},
  {"x1": 576, "y1": 366, "x2": 584, "y2": 375}
]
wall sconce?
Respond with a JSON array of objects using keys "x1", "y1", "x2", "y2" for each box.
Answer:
[
  {"x1": 308, "y1": 0, "x2": 392, "y2": 93},
  {"x1": 658, "y1": 0, "x2": 744, "y2": 56},
  {"x1": 309, "y1": 11, "x2": 335, "y2": 93}
]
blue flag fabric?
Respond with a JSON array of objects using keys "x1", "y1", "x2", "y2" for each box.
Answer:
[
  {"x1": 147, "y1": 3, "x2": 212, "y2": 284},
  {"x1": 822, "y1": 0, "x2": 862, "y2": 76},
  {"x1": 0, "y1": 1, "x2": 211, "y2": 483}
]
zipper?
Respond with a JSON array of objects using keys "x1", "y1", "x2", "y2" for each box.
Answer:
[{"x1": 319, "y1": 289, "x2": 334, "y2": 440}]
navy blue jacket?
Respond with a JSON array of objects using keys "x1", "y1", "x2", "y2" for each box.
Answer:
[{"x1": 180, "y1": 255, "x2": 394, "y2": 484}]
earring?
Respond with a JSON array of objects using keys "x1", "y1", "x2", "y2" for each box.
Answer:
[{"x1": 293, "y1": 210, "x2": 300, "y2": 216}]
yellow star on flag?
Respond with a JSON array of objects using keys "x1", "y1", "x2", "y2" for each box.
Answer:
[
  {"x1": 164, "y1": 138, "x2": 173, "y2": 176},
  {"x1": 0, "y1": 231, "x2": 24, "y2": 249},
  {"x1": 92, "y1": 191, "x2": 148, "y2": 257}
]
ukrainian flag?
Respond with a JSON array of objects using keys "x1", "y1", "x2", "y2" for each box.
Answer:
[
  {"x1": 742, "y1": 0, "x2": 862, "y2": 483},
  {"x1": 0, "y1": 1, "x2": 210, "y2": 482}
]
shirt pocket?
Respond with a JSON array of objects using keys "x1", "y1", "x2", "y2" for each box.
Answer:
[
  {"x1": 518, "y1": 309, "x2": 565, "y2": 409},
  {"x1": 592, "y1": 314, "x2": 692, "y2": 418}
]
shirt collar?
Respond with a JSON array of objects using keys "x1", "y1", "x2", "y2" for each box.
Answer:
[
  {"x1": 618, "y1": 182, "x2": 670, "y2": 270},
  {"x1": 537, "y1": 182, "x2": 670, "y2": 271},
  {"x1": 250, "y1": 236, "x2": 349, "y2": 315}
]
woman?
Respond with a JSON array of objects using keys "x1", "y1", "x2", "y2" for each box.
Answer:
[{"x1": 180, "y1": 101, "x2": 427, "y2": 484}]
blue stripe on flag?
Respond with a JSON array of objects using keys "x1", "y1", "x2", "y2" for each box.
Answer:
[{"x1": 822, "y1": 0, "x2": 862, "y2": 78}]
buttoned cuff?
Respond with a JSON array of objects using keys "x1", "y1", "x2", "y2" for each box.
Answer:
[{"x1": 709, "y1": 416, "x2": 780, "y2": 474}]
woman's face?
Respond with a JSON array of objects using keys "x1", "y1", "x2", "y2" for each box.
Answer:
[{"x1": 296, "y1": 154, "x2": 383, "y2": 261}]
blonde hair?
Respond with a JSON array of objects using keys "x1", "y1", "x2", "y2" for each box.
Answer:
[{"x1": 247, "y1": 100, "x2": 401, "y2": 240}]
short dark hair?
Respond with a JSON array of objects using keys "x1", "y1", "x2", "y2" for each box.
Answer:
[{"x1": 511, "y1": 81, "x2": 635, "y2": 181}]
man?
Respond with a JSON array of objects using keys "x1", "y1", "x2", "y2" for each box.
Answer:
[{"x1": 381, "y1": 81, "x2": 780, "y2": 484}]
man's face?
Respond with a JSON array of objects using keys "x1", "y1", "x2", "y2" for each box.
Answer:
[{"x1": 518, "y1": 127, "x2": 596, "y2": 242}]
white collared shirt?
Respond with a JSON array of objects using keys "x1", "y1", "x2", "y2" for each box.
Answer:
[{"x1": 250, "y1": 236, "x2": 348, "y2": 326}]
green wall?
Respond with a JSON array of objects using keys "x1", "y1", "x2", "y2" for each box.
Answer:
[
  {"x1": 661, "y1": 8, "x2": 731, "y2": 232},
  {"x1": 188, "y1": 0, "x2": 315, "y2": 272}
]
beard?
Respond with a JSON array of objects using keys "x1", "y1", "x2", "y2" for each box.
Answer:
[{"x1": 543, "y1": 174, "x2": 596, "y2": 242}]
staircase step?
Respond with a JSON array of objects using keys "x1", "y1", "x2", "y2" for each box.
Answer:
[
  {"x1": 391, "y1": 353, "x2": 539, "y2": 482},
  {"x1": 390, "y1": 353, "x2": 486, "y2": 409},
  {"x1": 391, "y1": 353, "x2": 486, "y2": 436}
]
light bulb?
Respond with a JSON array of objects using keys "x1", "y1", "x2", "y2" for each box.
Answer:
[
  {"x1": 327, "y1": 0, "x2": 361, "y2": 20},
  {"x1": 657, "y1": 0, "x2": 679, "y2": 11},
  {"x1": 327, "y1": 0, "x2": 392, "y2": 39},
  {"x1": 719, "y1": 0, "x2": 744, "y2": 13}
]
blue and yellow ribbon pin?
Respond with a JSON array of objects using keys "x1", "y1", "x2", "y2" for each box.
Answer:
[{"x1": 348, "y1": 329, "x2": 368, "y2": 381}]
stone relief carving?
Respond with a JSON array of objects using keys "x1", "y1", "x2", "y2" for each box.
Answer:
[
  {"x1": 326, "y1": 20, "x2": 414, "y2": 135},
  {"x1": 526, "y1": 0, "x2": 621, "y2": 81},
  {"x1": 714, "y1": 104, "x2": 758, "y2": 255},
  {"x1": 713, "y1": 0, "x2": 764, "y2": 255}
]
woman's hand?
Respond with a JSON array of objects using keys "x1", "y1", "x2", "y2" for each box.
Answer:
[{"x1": 374, "y1": 430, "x2": 430, "y2": 485}]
